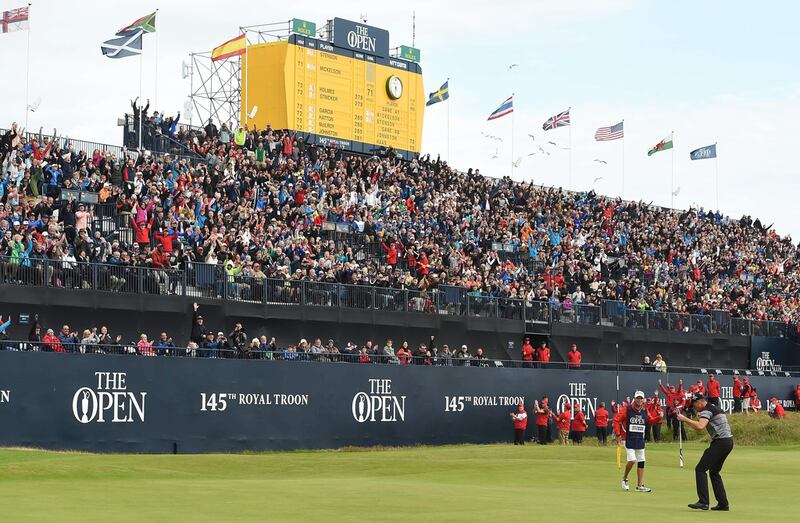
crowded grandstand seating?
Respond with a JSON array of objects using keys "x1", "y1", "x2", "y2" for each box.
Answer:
[{"x1": 1, "y1": 115, "x2": 799, "y2": 341}]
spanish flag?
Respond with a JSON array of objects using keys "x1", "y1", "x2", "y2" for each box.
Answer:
[{"x1": 212, "y1": 34, "x2": 246, "y2": 61}]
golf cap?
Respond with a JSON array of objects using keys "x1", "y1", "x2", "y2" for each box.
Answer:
[
  {"x1": 691, "y1": 393, "x2": 706, "y2": 402},
  {"x1": 634, "y1": 390, "x2": 645, "y2": 399}
]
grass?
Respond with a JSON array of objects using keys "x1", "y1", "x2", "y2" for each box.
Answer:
[{"x1": 1, "y1": 439, "x2": 798, "y2": 522}]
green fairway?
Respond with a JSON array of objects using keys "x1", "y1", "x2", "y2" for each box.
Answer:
[{"x1": 0, "y1": 442, "x2": 796, "y2": 522}]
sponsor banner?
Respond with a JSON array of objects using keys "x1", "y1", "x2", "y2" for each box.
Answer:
[
  {"x1": 332, "y1": 17, "x2": 390, "y2": 57},
  {"x1": 0, "y1": 352, "x2": 797, "y2": 453}
]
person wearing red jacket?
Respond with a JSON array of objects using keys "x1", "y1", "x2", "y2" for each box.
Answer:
[
  {"x1": 566, "y1": 343, "x2": 582, "y2": 369},
  {"x1": 131, "y1": 216, "x2": 154, "y2": 249},
  {"x1": 570, "y1": 403, "x2": 588, "y2": 444},
  {"x1": 154, "y1": 227, "x2": 178, "y2": 253},
  {"x1": 538, "y1": 342, "x2": 551, "y2": 367},
  {"x1": 769, "y1": 398, "x2": 786, "y2": 418},
  {"x1": 613, "y1": 390, "x2": 658, "y2": 492},
  {"x1": 750, "y1": 389, "x2": 761, "y2": 413},
  {"x1": 732, "y1": 375, "x2": 743, "y2": 413},
  {"x1": 706, "y1": 374, "x2": 721, "y2": 407},
  {"x1": 646, "y1": 397, "x2": 664, "y2": 442},
  {"x1": 380, "y1": 240, "x2": 397, "y2": 266},
  {"x1": 510, "y1": 402, "x2": 528, "y2": 445},
  {"x1": 42, "y1": 328, "x2": 64, "y2": 352},
  {"x1": 794, "y1": 385, "x2": 800, "y2": 412},
  {"x1": 595, "y1": 402, "x2": 610, "y2": 445},
  {"x1": 695, "y1": 379, "x2": 706, "y2": 396},
  {"x1": 534, "y1": 397, "x2": 552, "y2": 444},
  {"x1": 659, "y1": 378, "x2": 684, "y2": 438},
  {"x1": 556, "y1": 404, "x2": 572, "y2": 445},
  {"x1": 521, "y1": 337, "x2": 534, "y2": 367}
]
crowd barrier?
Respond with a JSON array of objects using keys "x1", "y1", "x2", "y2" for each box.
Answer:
[{"x1": 0, "y1": 351, "x2": 796, "y2": 453}]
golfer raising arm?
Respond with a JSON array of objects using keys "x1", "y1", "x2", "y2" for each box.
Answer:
[{"x1": 678, "y1": 393, "x2": 734, "y2": 511}]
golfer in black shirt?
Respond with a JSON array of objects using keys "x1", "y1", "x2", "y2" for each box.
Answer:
[{"x1": 678, "y1": 393, "x2": 734, "y2": 511}]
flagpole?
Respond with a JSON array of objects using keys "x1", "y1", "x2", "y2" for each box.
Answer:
[
  {"x1": 138, "y1": 50, "x2": 143, "y2": 150},
  {"x1": 510, "y1": 93, "x2": 515, "y2": 177},
  {"x1": 243, "y1": 27, "x2": 248, "y2": 126},
  {"x1": 446, "y1": 78, "x2": 450, "y2": 163},
  {"x1": 715, "y1": 141, "x2": 719, "y2": 210},
  {"x1": 670, "y1": 131, "x2": 675, "y2": 209},
  {"x1": 24, "y1": 2, "x2": 32, "y2": 130},
  {"x1": 621, "y1": 119, "x2": 625, "y2": 200},
  {"x1": 568, "y1": 107, "x2": 572, "y2": 191},
  {"x1": 154, "y1": 9, "x2": 159, "y2": 113}
]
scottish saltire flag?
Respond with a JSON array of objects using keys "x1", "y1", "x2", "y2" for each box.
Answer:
[
  {"x1": 119, "y1": 11, "x2": 157, "y2": 34},
  {"x1": 690, "y1": 144, "x2": 717, "y2": 160},
  {"x1": 1, "y1": 6, "x2": 29, "y2": 34},
  {"x1": 101, "y1": 29, "x2": 143, "y2": 59},
  {"x1": 543, "y1": 109, "x2": 570, "y2": 131},
  {"x1": 426, "y1": 80, "x2": 449, "y2": 106},
  {"x1": 487, "y1": 96, "x2": 513, "y2": 120}
]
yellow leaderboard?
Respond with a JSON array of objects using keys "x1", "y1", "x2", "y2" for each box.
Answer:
[{"x1": 241, "y1": 34, "x2": 424, "y2": 158}]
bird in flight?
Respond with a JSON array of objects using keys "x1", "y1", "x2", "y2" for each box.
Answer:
[
  {"x1": 527, "y1": 133, "x2": 535, "y2": 141},
  {"x1": 527, "y1": 151, "x2": 537, "y2": 156},
  {"x1": 509, "y1": 64, "x2": 519, "y2": 70},
  {"x1": 593, "y1": 159, "x2": 607, "y2": 164},
  {"x1": 593, "y1": 176, "x2": 605, "y2": 183},
  {"x1": 490, "y1": 149, "x2": 499, "y2": 159},
  {"x1": 546, "y1": 141, "x2": 558, "y2": 147},
  {"x1": 513, "y1": 157, "x2": 523, "y2": 167}
]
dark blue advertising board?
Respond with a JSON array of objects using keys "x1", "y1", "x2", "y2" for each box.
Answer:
[
  {"x1": 332, "y1": 17, "x2": 390, "y2": 57},
  {"x1": 0, "y1": 352, "x2": 796, "y2": 453}
]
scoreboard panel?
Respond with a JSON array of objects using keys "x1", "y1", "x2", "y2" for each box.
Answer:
[{"x1": 241, "y1": 35, "x2": 423, "y2": 158}]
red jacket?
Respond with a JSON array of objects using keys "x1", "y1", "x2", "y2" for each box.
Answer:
[
  {"x1": 794, "y1": 387, "x2": 800, "y2": 403},
  {"x1": 566, "y1": 349, "x2": 581, "y2": 368},
  {"x1": 535, "y1": 404, "x2": 551, "y2": 426},
  {"x1": 659, "y1": 382, "x2": 683, "y2": 407},
  {"x1": 733, "y1": 378, "x2": 743, "y2": 398},
  {"x1": 773, "y1": 403, "x2": 786, "y2": 418},
  {"x1": 707, "y1": 379, "x2": 721, "y2": 399},
  {"x1": 42, "y1": 333, "x2": 64, "y2": 352},
  {"x1": 594, "y1": 407, "x2": 609, "y2": 427},
  {"x1": 381, "y1": 242, "x2": 397, "y2": 265},
  {"x1": 131, "y1": 217, "x2": 153, "y2": 244},
  {"x1": 646, "y1": 402, "x2": 664, "y2": 425},
  {"x1": 154, "y1": 229, "x2": 178, "y2": 253},
  {"x1": 571, "y1": 410, "x2": 587, "y2": 432},
  {"x1": 512, "y1": 410, "x2": 528, "y2": 430},
  {"x1": 522, "y1": 343, "x2": 534, "y2": 361},
  {"x1": 556, "y1": 410, "x2": 571, "y2": 431},
  {"x1": 539, "y1": 347, "x2": 551, "y2": 363}
]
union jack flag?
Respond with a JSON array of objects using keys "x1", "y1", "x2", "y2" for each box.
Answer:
[
  {"x1": 543, "y1": 108, "x2": 570, "y2": 131},
  {"x1": 1, "y1": 6, "x2": 29, "y2": 34}
]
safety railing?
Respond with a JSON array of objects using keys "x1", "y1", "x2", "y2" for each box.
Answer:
[
  {"x1": 3, "y1": 340, "x2": 799, "y2": 375},
  {"x1": 0, "y1": 256, "x2": 794, "y2": 339}
]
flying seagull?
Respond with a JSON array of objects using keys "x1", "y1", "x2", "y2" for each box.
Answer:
[
  {"x1": 593, "y1": 176, "x2": 605, "y2": 183},
  {"x1": 513, "y1": 157, "x2": 523, "y2": 167},
  {"x1": 546, "y1": 141, "x2": 557, "y2": 147},
  {"x1": 489, "y1": 149, "x2": 499, "y2": 159},
  {"x1": 527, "y1": 151, "x2": 537, "y2": 156},
  {"x1": 672, "y1": 187, "x2": 681, "y2": 196},
  {"x1": 508, "y1": 64, "x2": 519, "y2": 70},
  {"x1": 593, "y1": 159, "x2": 607, "y2": 164},
  {"x1": 537, "y1": 145, "x2": 546, "y2": 154},
  {"x1": 527, "y1": 133, "x2": 535, "y2": 141}
]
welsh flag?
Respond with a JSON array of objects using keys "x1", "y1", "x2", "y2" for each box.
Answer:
[
  {"x1": 648, "y1": 133, "x2": 673, "y2": 156},
  {"x1": 118, "y1": 11, "x2": 156, "y2": 34}
]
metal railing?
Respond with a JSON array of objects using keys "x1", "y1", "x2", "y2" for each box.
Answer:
[
  {"x1": 0, "y1": 256, "x2": 794, "y2": 339},
  {"x1": 3, "y1": 340, "x2": 799, "y2": 375}
]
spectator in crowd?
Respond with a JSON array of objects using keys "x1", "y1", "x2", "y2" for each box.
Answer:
[
  {"x1": 137, "y1": 333, "x2": 155, "y2": 356},
  {"x1": 794, "y1": 385, "x2": 800, "y2": 412},
  {"x1": 396, "y1": 342, "x2": 411, "y2": 365},
  {"x1": 653, "y1": 354, "x2": 667, "y2": 373},
  {"x1": 382, "y1": 339, "x2": 398, "y2": 364},
  {"x1": 190, "y1": 303, "x2": 208, "y2": 346},
  {"x1": 154, "y1": 331, "x2": 175, "y2": 356},
  {"x1": 567, "y1": 343, "x2": 582, "y2": 369},
  {"x1": 732, "y1": 375, "x2": 743, "y2": 413},
  {"x1": 455, "y1": 344, "x2": 472, "y2": 366},
  {"x1": 556, "y1": 404, "x2": 571, "y2": 445},
  {"x1": 358, "y1": 346, "x2": 371, "y2": 363},
  {"x1": 660, "y1": 378, "x2": 685, "y2": 440},
  {"x1": 595, "y1": 401, "x2": 609, "y2": 445},
  {"x1": 521, "y1": 337, "x2": 534, "y2": 368},
  {"x1": 42, "y1": 328, "x2": 62, "y2": 352},
  {"x1": 641, "y1": 355, "x2": 652, "y2": 371},
  {"x1": 570, "y1": 403, "x2": 588, "y2": 444},
  {"x1": 510, "y1": 402, "x2": 528, "y2": 445},
  {"x1": 706, "y1": 374, "x2": 721, "y2": 407},
  {"x1": 439, "y1": 344, "x2": 453, "y2": 366},
  {"x1": 80, "y1": 328, "x2": 99, "y2": 354},
  {"x1": 473, "y1": 347, "x2": 489, "y2": 367},
  {"x1": 645, "y1": 395, "x2": 664, "y2": 442},
  {"x1": 768, "y1": 398, "x2": 786, "y2": 419}
]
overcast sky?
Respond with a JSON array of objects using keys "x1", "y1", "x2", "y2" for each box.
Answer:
[{"x1": 2, "y1": 0, "x2": 798, "y2": 239}]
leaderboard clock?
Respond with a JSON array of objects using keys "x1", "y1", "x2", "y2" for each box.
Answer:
[{"x1": 240, "y1": 18, "x2": 424, "y2": 159}]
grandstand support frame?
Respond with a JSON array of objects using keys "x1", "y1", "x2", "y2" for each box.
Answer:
[{"x1": 188, "y1": 51, "x2": 241, "y2": 130}]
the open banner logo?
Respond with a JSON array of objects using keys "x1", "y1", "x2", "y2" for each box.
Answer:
[
  {"x1": 72, "y1": 372, "x2": 147, "y2": 424},
  {"x1": 352, "y1": 379, "x2": 406, "y2": 423}
]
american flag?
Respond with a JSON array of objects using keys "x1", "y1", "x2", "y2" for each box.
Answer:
[
  {"x1": 1, "y1": 6, "x2": 29, "y2": 34},
  {"x1": 595, "y1": 121, "x2": 624, "y2": 141},
  {"x1": 543, "y1": 109, "x2": 570, "y2": 131}
]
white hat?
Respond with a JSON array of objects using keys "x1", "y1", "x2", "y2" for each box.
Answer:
[{"x1": 634, "y1": 390, "x2": 645, "y2": 399}]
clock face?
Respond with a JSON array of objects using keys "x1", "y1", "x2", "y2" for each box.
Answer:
[{"x1": 386, "y1": 76, "x2": 403, "y2": 99}]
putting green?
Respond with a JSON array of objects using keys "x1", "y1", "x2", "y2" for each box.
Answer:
[{"x1": 0, "y1": 441, "x2": 796, "y2": 522}]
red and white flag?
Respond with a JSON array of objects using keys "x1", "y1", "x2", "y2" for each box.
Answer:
[{"x1": 1, "y1": 6, "x2": 29, "y2": 34}]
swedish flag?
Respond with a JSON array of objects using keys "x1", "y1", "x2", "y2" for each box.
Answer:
[{"x1": 426, "y1": 80, "x2": 449, "y2": 106}]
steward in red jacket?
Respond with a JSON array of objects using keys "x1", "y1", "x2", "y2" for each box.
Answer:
[
  {"x1": 570, "y1": 404, "x2": 588, "y2": 444},
  {"x1": 511, "y1": 402, "x2": 528, "y2": 445}
]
